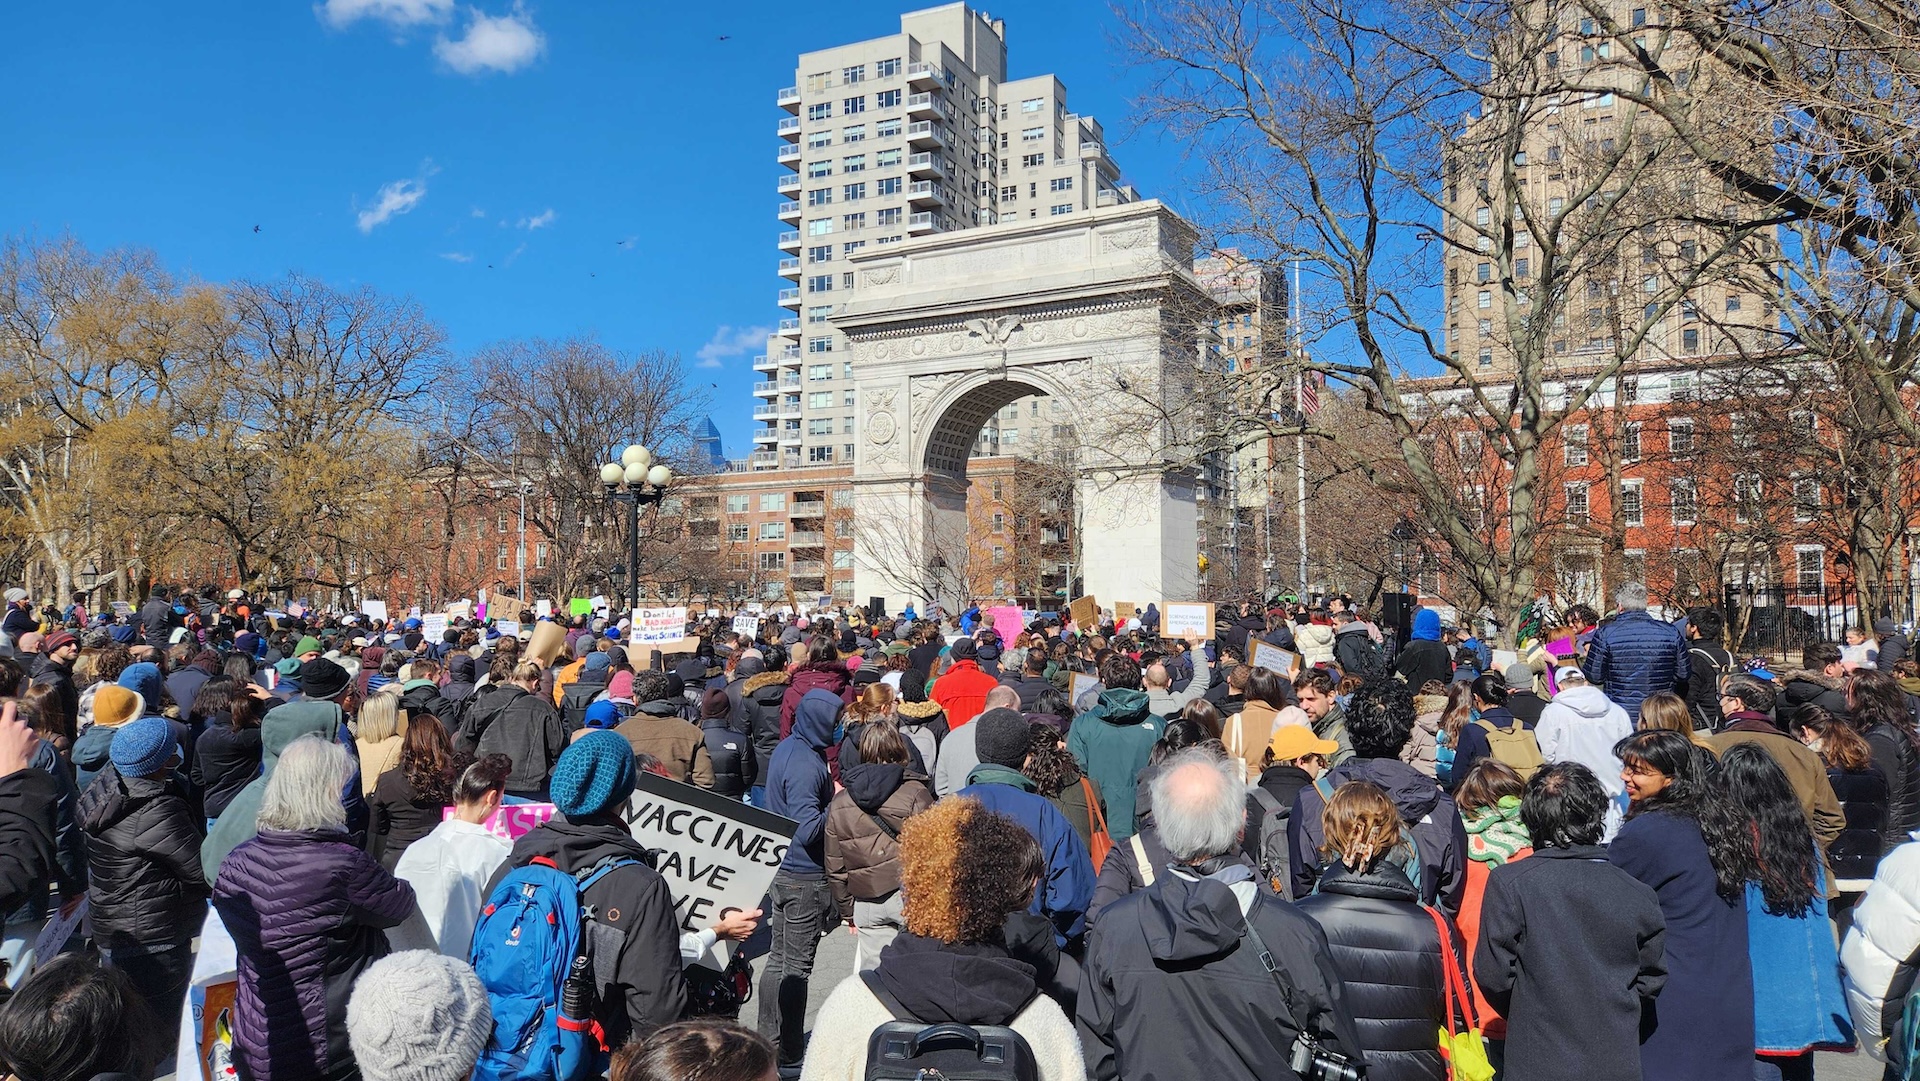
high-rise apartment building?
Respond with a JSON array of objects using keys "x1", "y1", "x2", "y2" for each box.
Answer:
[{"x1": 752, "y1": 3, "x2": 1134, "y2": 469}]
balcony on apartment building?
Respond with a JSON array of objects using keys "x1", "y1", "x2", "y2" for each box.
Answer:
[
  {"x1": 777, "y1": 288, "x2": 801, "y2": 307},
  {"x1": 778, "y1": 200, "x2": 801, "y2": 222},
  {"x1": 777, "y1": 143, "x2": 802, "y2": 166},
  {"x1": 749, "y1": 450, "x2": 780, "y2": 469},
  {"x1": 789, "y1": 532, "x2": 826, "y2": 548},
  {"x1": 777, "y1": 174, "x2": 801, "y2": 194},
  {"x1": 779, "y1": 399, "x2": 803, "y2": 418},
  {"x1": 791, "y1": 498, "x2": 826, "y2": 518},
  {"x1": 777, "y1": 230, "x2": 801, "y2": 250},
  {"x1": 752, "y1": 403, "x2": 780, "y2": 419},
  {"x1": 907, "y1": 152, "x2": 942, "y2": 178},
  {"x1": 752, "y1": 426, "x2": 779, "y2": 445},
  {"x1": 908, "y1": 180, "x2": 944, "y2": 205},
  {"x1": 790, "y1": 561, "x2": 827, "y2": 578},
  {"x1": 906, "y1": 120, "x2": 943, "y2": 147},
  {"x1": 777, "y1": 317, "x2": 800, "y2": 332},
  {"x1": 777, "y1": 86, "x2": 801, "y2": 110},
  {"x1": 777, "y1": 116, "x2": 801, "y2": 138},
  {"x1": 752, "y1": 380, "x2": 783, "y2": 396},
  {"x1": 906, "y1": 61, "x2": 943, "y2": 85},
  {"x1": 907, "y1": 212, "x2": 936, "y2": 233},
  {"x1": 906, "y1": 92, "x2": 939, "y2": 119},
  {"x1": 753, "y1": 354, "x2": 780, "y2": 371},
  {"x1": 778, "y1": 257, "x2": 801, "y2": 277}
]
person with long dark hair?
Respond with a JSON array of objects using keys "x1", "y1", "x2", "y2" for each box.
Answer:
[
  {"x1": 1716, "y1": 743, "x2": 1852, "y2": 1078},
  {"x1": 369, "y1": 714, "x2": 469, "y2": 870},
  {"x1": 192, "y1": 679, "x2": 268, "y2": 822},
  {"x1": 1609, "y1": 729, "x2": 1755, "y2": 1081},
  {"x1": 1791, "y1": 704, "x2": 1888, "y2": 901},
  {"x1": 1848, "y1": 667, "x2": 1920, "y2": 853}
]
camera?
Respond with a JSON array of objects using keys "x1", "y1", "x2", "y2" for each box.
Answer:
[{"x1": 1289, "y1": 1035, "x2": 1362, "y2": 1081}]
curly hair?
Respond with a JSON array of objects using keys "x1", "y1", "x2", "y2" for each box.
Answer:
[
  {"x1": 1346, "y1": 679, "x2": 1416, "y2": 758},
  {"x1": 1099, "y1": 652, "x2": 1142, "y2": 691},
  {"x1": 611, "y1": 1019, "x2": 774, "y2": 1081},
  {"x1": 92, "y1": 643, "x2": 133, "y2": 687},
  {"x1": 1020, "y1": 723, "x2": 1082, "y2": 797},
  {"x1": 1716, "y1": 742, "x2": 1817, "y2": 917},
  {"x1": 400, "y1": 713, "x2": 464, "y2": 806},
  {"x1": 1321, "y1": 780, "x2": 1404, "y2": 872},
  {"x1": 898, "y1": 797, "x2": 1044, "y2": 945}
]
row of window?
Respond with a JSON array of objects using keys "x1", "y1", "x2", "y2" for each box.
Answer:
[
  {"x1": 803, "y1": 148, "x2": 906, "y2": 174},
  {"x1": 492, "y1": 543, "x2": 549, "y2": 570},
  {"x1": 805, "y1": 208, "x2": 907, "y2": 236},
  {"x1": 1557, "y1": 474, "x2": 1821, "y2": 528},
  {"x1": 806, "y1": 118, "x2": 905, "y2": 149}
]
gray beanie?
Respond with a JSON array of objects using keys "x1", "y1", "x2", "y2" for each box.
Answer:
[
  {"x1": 346, "y1": 951, "x2": 492, "y2": 1081},
  {"x1": 973, "y1": 707, "x2": 1032, "y2": 768}
]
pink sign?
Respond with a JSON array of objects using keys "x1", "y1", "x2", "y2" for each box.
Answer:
[
  {"x1": 982, "y1": 606, "x2": 1024, "y2": 640},
  {"x1": 444, "y1": 802, "x2": 556, "y2": 841}
]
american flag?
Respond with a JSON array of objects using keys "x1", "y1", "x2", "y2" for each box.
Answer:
[{"x1": 1297, "y1": 369, "x2": 1324, "y2": 418}]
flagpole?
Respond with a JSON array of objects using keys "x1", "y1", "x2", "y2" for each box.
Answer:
[{"x1": 1293, "y1": 261, "x2": 1310, "y2": 597}]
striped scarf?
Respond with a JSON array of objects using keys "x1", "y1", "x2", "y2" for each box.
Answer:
[{"x1": 1464, "y1": 796, "x2": 1530, "y2": 866}]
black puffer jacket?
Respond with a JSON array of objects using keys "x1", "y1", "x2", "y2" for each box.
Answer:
[
  {"x1": 1781, "y1": 669, "x2": 1851, "y2": 724},
  {"x1": 1826, "y1": 764, "x2": 1888, "y2": 883},
  {"x1": 742, "y1": 671, "x2": 790, "y2": 780},
  {"x1": 1294, "y1": 863, "x2": 1452, "y2": 1081},
  {"x1": 397, "y1": 680, "x2": 454, "y2": 725},
  {"x1": 1866, "y1": 721, "x2": 1920, "y2": 851},
  {"x1": 700, "y1": 711, "x2": 756, "y2": 797},
  {"x1": 76, "y1": 767, "x2": 209, "y2": 947}
]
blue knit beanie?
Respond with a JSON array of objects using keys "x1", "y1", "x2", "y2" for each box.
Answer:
[
  {"x1": 550, "y1": 731, "x2": 636, "y2": 817},
  {"x1": 583, "y1": 700, "x2": 622, "y2": 730},
  {"x1": 583, "y1": 651, "x2": 612, "y2": 677},
  {"x1": 118, "y1": 663, "x2": 164, "y2": 711},
  {"x1": 110, "y1": 715, "x2": 178, "y2": 777}
]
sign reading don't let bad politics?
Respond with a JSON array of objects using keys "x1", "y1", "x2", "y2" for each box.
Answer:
[{"x1": 624, "y1": 772, "x2": 795, "y2": 968}]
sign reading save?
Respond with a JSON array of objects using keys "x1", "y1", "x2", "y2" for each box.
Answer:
[{"x1": 624, "y1": 772, "x2": 796, "y2": 968}]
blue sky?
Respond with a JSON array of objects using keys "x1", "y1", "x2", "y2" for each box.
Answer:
[{"x1": 2, "y1": 0, "x2": 1190, "y2": 458}]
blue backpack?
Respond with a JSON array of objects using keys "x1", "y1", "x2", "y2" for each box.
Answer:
[{"x1": 469, "y1": 855, "x2": 639, "y2": 1081}]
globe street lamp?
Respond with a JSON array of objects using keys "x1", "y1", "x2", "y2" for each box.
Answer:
[{"x1": 600, "y1": 445, "x2": 675, "y2": 615}]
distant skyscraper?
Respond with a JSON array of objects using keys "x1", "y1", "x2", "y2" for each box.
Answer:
[{"x1": 690, "y1": 415, "x2": 726, "y2": 472}]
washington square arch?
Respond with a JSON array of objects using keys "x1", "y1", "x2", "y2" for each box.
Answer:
[{"x1": 836, "y1": 200, "x2": 1207, "y2": 615}]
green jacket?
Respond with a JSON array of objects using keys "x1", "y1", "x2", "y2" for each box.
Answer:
[
  {"x1": 200, "y1": 700, "x2": 347, "y2": 885},
  {"x1": 1067, "y1": 688, "x2": 1164, "y2": 841},
  {"x1": 1315, "y1": 703, "x2": 1357, "y2": 768}
]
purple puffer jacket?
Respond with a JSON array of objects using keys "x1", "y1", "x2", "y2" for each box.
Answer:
[{"x1": 212, "y1": 828, "x2": 416, "y2": 1081}]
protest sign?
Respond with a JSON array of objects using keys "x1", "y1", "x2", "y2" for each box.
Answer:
[
  {"x1": 179, "y1": 908, "x2": 239, "y2": 1081},
  {"x1": 1114, "y1": 601, "x2": 1137, "y2": 626},
  {"x1": 1491, "y1": 648, "x2": 1520, "y2": 673},
  {"x1": 1162, "y1": 602, "x2": 1214, "y2": 641},
  {"x1": 494, "y1": 620, "x2": 522, "y2": 640},
  {"x1": 983, "y1": 605, "x2": 1024, "y2": 638},
  {"x1": 631, "y1": 606, "x2": 690, "y2": 646},
  {"x1": 445, "y1": 599, "x2": 473, "y2": 621},
  {"x1": 536, "y1": 599, "x2": 552, "y2": 619},
  {"x1": 447, "y1": 801, "x2": 556, "y2": 842},
  {"x1": 361, "y1": 599, "x2": 388, "y2": 623},
  {"x1": 732, "y1": 614, "x2": 761, "y2": 637},
  {"x1": 1069, "y1": 671, "x2": 1101, "y2": 708},
  {"x1": 569, "y1": 597, "x2": 593, "y2": 617},
  {"x1": 624, "y1": 772, "x2": 795, "y2": 968},
  {"x1": 1068, "y1": 595, "x2": 1098, "y2": 631},
  {"x1": 490, "y1": 595, "x2": 528, "y2": 624},
  {"x1": 1250, "y1": 640, "x2": 1303, "y2": 676},
  {"x1": 526, "y1": 621, "x2": 568, "y2": 666},
  {"x1": 420, "y1": 613, "x2": 448, "y2": 644},
  {"x1": 110, "y1": 600, "x2": 134, "y2": 617}
]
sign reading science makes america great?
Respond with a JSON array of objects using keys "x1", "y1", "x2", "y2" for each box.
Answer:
[{"x1": 623, "y1": 771, "x2": 796, "y2": 969}]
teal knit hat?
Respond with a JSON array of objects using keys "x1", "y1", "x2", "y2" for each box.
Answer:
[{"x1": 550, "y1": 731, "x2": 636, "y2": 817}]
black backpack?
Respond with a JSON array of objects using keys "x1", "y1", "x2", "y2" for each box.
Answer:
[{"x1": 860, "y1": 971, "x2": 1039, "y2": 1081}]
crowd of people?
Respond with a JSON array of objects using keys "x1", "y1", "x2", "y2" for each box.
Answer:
[{"x1": 0, "y1": 579, "x2": 1918, "y2": 1080}]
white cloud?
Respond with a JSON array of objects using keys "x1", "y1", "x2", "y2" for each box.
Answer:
[
  {"x1": 696, "y1": 325, "x2": 772, "y2": 370},
  {"x1": 470, "y1": 206, "x2": 487, "y2": 218},
  {"x1": 516, "y1": 208, "x2": 556, "y2": 230},
  {"x1": 435, "y1": 7, "x2": 545, "y2": 75},
  {"x1": 440, "y1": 251, "x2": 474, "y2": 262},
  {"x1": 317, "y1": 0, "x2": 455, "y2": 29},
  {"x1": 355, "y1": 162, "x2": 437, "y2": 233},
  {"x1": 501, "y1": 242, "x2": 528, "y2": 267}
]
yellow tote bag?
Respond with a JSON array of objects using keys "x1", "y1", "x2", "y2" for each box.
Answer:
[{"x1": 1425, "y1": 906, "x2": 1495, "y2": 1081}]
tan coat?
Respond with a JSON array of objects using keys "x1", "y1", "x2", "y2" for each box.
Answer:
[{"x1": 615, "y1": 708, "x2": 715, "y2": 789}]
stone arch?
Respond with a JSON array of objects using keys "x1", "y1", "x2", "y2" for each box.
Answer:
[{"x1": 917, "y1": 369, "x2": 1073, "y2": 480}]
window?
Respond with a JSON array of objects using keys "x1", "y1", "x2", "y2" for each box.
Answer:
[
  {"x1": 1475, "y1": 207, "x2": 1490, "y2": 226},
  {"x1": 1726, "y1": 294, "x2": 1742, "y2": 312},
  {"x1": 1477, "y1": 350, "x2": 1493, "y2": 368},
  {"x1": 725, "y1": 495, "x2": 749, "y2": 514},
  {"x1": 1670, "y1": 478, "x2": 1697, "y2": 523},
  {"x1": 808, "y1": 103, "x2": 832, "y2": 121},
  {"x1": 992, "y1": 512, "x2": 1006, "y2": 532},
  {"x1": 1515, "y1": 258, "x2": 1529, "y2": 278},
  {"x1": 843, "y1": 390, "x2": 856, "y2": 407},
  {"x1": 1796, "y1": 547, "x2": 1825, "y2": 594},
  {"x1": 1564, "y1": 424, "x2": 1590, "y2": 465},
  {"x1": 842, "y1": 182, "x2": 866, "y2": 201},
  {"x1": 806, "y1": 217, "x2": 833, "y2": 236},
  {"x1": 807, "y1": 363, "x2": 832, "y2": 379},
  {"x1": 807, "y1": 391, "x2": 831, "y2": 408},
  {"x1": 1623, "y1": 422, "x2": 1641, "y2": 461},
  {"x1": 1022, "y1": 97, "x2": 1044, "y2": 112},
  {"x1": 1477, "y1": 290, "x2": 1492, "y2": 309},
  {"x1": 842, "y1": 65, "x2": 864, "y2": 84},
  {"x1": 1565, "y1": 483, "x2": 1590, "y2": 522},
  {"x1": 842, "y1": 154, "x2": 866, "y2": 173},
  {"x1": 807, "y1": 274, "x2": 833, "y2": 293},
  {"x1": 1734, "y1": 474, "x2": 1761, "y2": 522},
  {"x1": 759, "y1": 522, "x2": 786, "y2": 541},
  {"x1": 992, "y1": 546, "x2": 1006, "y2": 565},
  {"x1": 496, "y1": 510, "x2": 509, "y2": 533},
  {"x1": 807, "y1": 304, "x2": 832, "y2": 324},
  {"x1": 1049, "y1": 176, "x2": 1073, "y2": 191},
  {"x1": 876, "y1": 148, "x2": 902, "y2": 167},
  {"x1": 842, "y1": 124, "x2": 866, "y2": 143},
  {"x1": 842, "y1": 96, "x2": 866, "y2": 114},
  {"x1": 876, "y1": 207, "x2": 902, "y2": 225},
  {"x1": 727, "y1": 523, "x2": 749, "y2": 542},
  {"x1": 495, "y1": 546, "x2": 509, "y2": 570},
  {"x1": 1050, "y1": 203, "x2": 1072, "y2": 216},
  {"x1": 1021, "y1": 152, "x2": 1045, "y2": 168},
  {"x1": 1621, "y1": 481, "x2": 1644, "y2": 526},
  {"x1": 807, "y1": 129, "x2": 831, "y2": 149},
  {"x1": 1681, "y1": 328, "x2": 1699, "y2": 352},
  {"x1": 758, "y1": 493, "x2": 786, "y2": 513},
  {"x1": 841, "y1": 270, "x2": 854, "y2": 289},
  {"x1": 1548, "y1": 196, "x2": 1564, "y2": 215},
  {"x1": 842, "y1": 213, "x2": 866, "y2": 230},
  {"x1": 1476, "y1": 262, "x2": 1491, "y2": 282},
  {"x1": 842, "y1": 415, "x2": 854, "y2": 433},
  {"x1": 1668, "y1": 417, "x2": 1694, "y2": 454},
  {"x1": 807, "y1": 244, "x2": 831, "y2": 264},
  {"x1": 833, "y1": 551, "x2": 853, "y2": 571},
  {"x1": 807, "y1": 187, "x2": 832, "y2": 206},
  {"x1": 758, "y1": 552, "x2": 786, "y2": 572},
  {"x1": 807, "y1": 337, "x2": 833, "y2": 354},
  {"x1": 842, "y1": 241, "x2": 864, "y2": 256},
  {"x1": 877, "y1": 176, "x2": 901, "y2": 195},
  {"x1": 1793, "y1": 477, "x2": 1820, "y2": 521},
  {"x1": 1021, "y1": 126, "x2": 1045, "y2": 142},
  {"x1": 1478, "y1": 319, "x2": 1492, "y2": 337},
  {"x1": 877, "y1": 58, "x2": 900, "y2": 77},
  {"x1": 875, "y1": 89, "x2": 900, "y2": 108},
  {"x1": 1631, "y1": 6, "x2": 1646, "y2": 25}
]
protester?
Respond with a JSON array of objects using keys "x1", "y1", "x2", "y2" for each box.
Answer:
[
  {"x1": 1684, "y1": 608, "x2": 1734, "y2": 729},
  {"x1": 929, "y1": 636, "x2": 997, "y2": 727},
  {"x1": 193, "y1": 680, "x2": 266, "y2": 821},
  {"x1": 1405, "y1": 680, "x2": 1446, "y2": 778},
  {"x1": 1450, "y1": 758, "x2": 1530, "y2": 1054},
  {"x1": 1394, "y1": 608, "x2": 1452, "y2": 689},
  {"x1": 1022, "y1": 723, "x2": 1105, "y2": 856},
  {"x1": 0, "y1": 954, "x2": 162, "y2": 1081},
  {"x1": 1502, "y1": 663, "x2": 1547, "y2": 726},
  {"x1": 803, "y1": 797, "x2": 1085, "y2": 1081},
  {"x1": 390, "y1": 753, "x2": 512, "y2": 957},
  {"x1": 1069, "y1": 653, "x2": 1166, "y2": 839},
  {"x1": 824, "y1": 721, "x2": 934, "y2": 970},
  {"x1": 1142, "y1": 641, "x2": 1211, "y2": 719},
  {"x1": 369, "y1": 713, "x2": 467, "y2": 870},
  {"x1": 783, "y1": 638, "x2": 855, "y2": 734},
  {"x1": 742, "y1": 645, "x2": 791, "y2": 808},
  {"x1": 1290, "y1": 679, "x2": 1468, "y2": 911},
  {"x1": 1609, "y1": 729, "x2": 1756, "y2": 1081},
  {"x1": 1707, "y1": 676, "x2": 1846, "y2": 875},
  {"x1": 213, "y1": 736, "x2": 417, "y2": 1081},
  {"x1": 1221, "y1": 666, "x2": 1290, "y2": 783},
  {"x1": 893, "y1": 678, "x2": 947, "y2": 776},
  {"x1": 72, "y1": 682, "x2": 140, "y2": 794},
  {"x1": 487, "y1": 730, "x2": 687, "y2": 1047},
  {"x1": 1293, "y1": 668, "x2": 1356, "y2": 768},
  {"x1": 1789, "y1": 705, "x2": 1888, "y2": 900},
  {"x1": 1474, "y1": 762, "x2": 1667, "y2": 1081},
  {"x1": 1781, "y1": 642, "x2": 1852, "y2": 724},
  {"x1": 474, "y1": 657, "x2": 567, "y2": 800},
  {"x1": 959, "y1": 707, "x2": 1095, "y2": 946},
  {"x1": 1715, "y1": 743, "x2": 1853, "y2": 1078},
  {"x1": 353, "y1": 686, "x2": 408, "y2": 796},
  {"x1": 618, "y1": 671, "x2": 716, "y2": 787},
  {"x1": 1849, "y1": 667, "x2": 1920, "y2": 853},
  {"x1": 1078, "y1": 749, "x2": 1363, "y2": 1081},
  {"x1": 935, "y1": 684, "x2": 1017, "y2": 798},
  {"x1": 698, "y1": 687, "x2": 755, "y2": 798},
  {"x1": 27, "y1": 631, "x2": 79, "y2": 742},
  {"x1": 759, "y1": 689, "x2": 840, "y2": 1070},
  {"x1": 1295, "y1": 780, "x2": 1454, "y2": 1081},
  {"x1": 201, "y1": 669, "x2": 358, "y2": 885},
  {"x1": 1581, "y1": 582, "x2": 1689, "y2": 720},
  {"x1": 0, "y1": 700, "x2": 61, "y2": 918},
  {"x1": 615, "y1": 1021, "x2": 778, "y2": 1081},
  {"x1": 1450, "y1": 672, "x2": 1538, "y2": 783},
  {"x1": 345, "y1": 951, "x2": 491, "y2": 1081},
  {"x1": 75, "y1": 714, "x2": 206, "y2": 1032},
  {"x1": 1841, "y1": 830, "x2": 1920, "y2": 1065}
]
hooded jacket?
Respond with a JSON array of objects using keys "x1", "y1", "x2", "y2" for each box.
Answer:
[
  {"x1": 1067, "y1": 688, "x2": 1165, "y2": 841},
  {"x1": 1394, "y1": 610, "x2": 1452, "y2": 690},
  {"x1": 1581, "y1": 610, "x2": 1689, "y2": 719},
  {"x1": 77, "y1": 766, "x2": 208, "y2": 947},
  {"x1": 803, "y1": 932, "x2": 1085, "y2": 1081},
  {"x1": 473, "y1": 684, "x2": 568, "y2": 797},
  {"x1": 699, "y1": 706, "x2": 756, "y2": 797},
  {"x1": 769, "y1": 689, "x2": 838, "y2": 875},
  {"x1": 1781, "y1": 668, "x2": 1852, "y2": 724},
  {"x1": 1864, "y1": 715, "x2": 1920, "y2": 850},
  {"x1": 1077, "y1": 866, "x2": 1364, "y2": 1081},
  {"x1": 1289, "y1": 756, "x2": 1468, "y2": 912},
  {"x1": 1296, "y1": 622, "x2": 1337, "y2": 668},
  {"x1": 397, "y1": 678, "x2": 453, "y2": 725},
  {"x1": 487, "y1": 813, "x2": 688, "y2": 1050},
  {"x1": 1294, "y1": 864, "x2": 1453, "y2": 1081},
  {"x1": 201, "y1": 700, "x2": 353, "y2": 885},
  {"x1": 193, "y1": 719, "x2": 264, "y2": 821},
  {"x1": 1535, "y1": 682, "x2": 1634, "y2": 809},
  {"x1": 960, "y1": 764, "x2": 1095, "y2": 944},
  {"x1": 781, "y1": 660, "x2": 854, "y2": 737},
  {"x1": 823, "y1": 761, "x2": 935, "y2": 920},
  {"x1": 441, "y1": 654, "x2": 477, "y2": 703},
  {"x1": 213, "y1": 829, "x2": 416, "y2": 1081},
  {"x1": 742, "y1": 670, "x2": 791, "y2": 781},
  {"x1": 1334, "y1": 622, "x2": 1386, "y2": 680},
  {"x1": 931, "y1": 658, "x2": 1000, "y2": 728}
]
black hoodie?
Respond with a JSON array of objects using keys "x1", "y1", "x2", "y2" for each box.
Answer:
[
  {"x1": 486, "y1": 813, "x2": 687, "y2": 1049},
  {"x1": 873, "y1": 931, "x2": 1039, "y2": 1026}
]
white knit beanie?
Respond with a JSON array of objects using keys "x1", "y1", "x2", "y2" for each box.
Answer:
[{"x1": 346, "y1": 951, "x2": 493, "y2": 1081}]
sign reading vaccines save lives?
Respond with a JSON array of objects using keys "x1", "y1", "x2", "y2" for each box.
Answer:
[{"x1": 624, "y1": 771, "x2": 795, "y2": 969}]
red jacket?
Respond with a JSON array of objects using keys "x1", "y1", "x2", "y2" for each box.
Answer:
[{"x1": 931, "y1": 660, "x2": 998, "y2": 727}]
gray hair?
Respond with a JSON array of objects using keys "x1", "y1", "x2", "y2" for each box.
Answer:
[
  {"x1": 1615, "y1": 582, "x2": 1649, "y2": 612},
  {"x1": 1148, "y1": 749, "x2": 1247, "y2": 863},
  {"x1": 258, "y1": 735, "x2": 352, "y2": 833}
]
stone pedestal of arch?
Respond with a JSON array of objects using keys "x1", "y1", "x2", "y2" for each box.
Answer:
[{"x1": 834, "y1": 200, "x2": 1204, "y2": 616}]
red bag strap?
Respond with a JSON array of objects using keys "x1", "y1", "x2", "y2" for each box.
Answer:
[
  {"x1": 1423, "y1": 905, "x2": 1476, "y2": 1035},
  {"x1": 1081, "y1": 776, "x2": 1109, "y2": 836}
]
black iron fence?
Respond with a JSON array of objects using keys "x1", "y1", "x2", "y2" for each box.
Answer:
[{"x1": 1720, "y1": 581, "x2": 1897, "y2": 659}]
